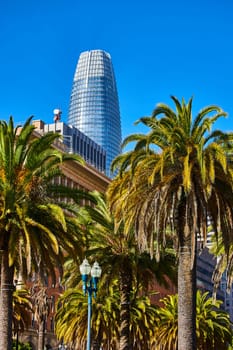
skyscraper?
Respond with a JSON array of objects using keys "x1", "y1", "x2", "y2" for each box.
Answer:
[{"x1": 68, "y1": 50, "x2": 122, "y2": 178}]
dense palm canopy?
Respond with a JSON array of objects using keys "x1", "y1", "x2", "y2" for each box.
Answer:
[
  {"x1": 85, "y1": 191, "x2": 176, "y2": 350},
  {"x1": 0, "y1": 116, "x2": 84, "y2": 350},
  {"x1": 55, "y1": 279, "x2": 158, "y2": 350},
  {"x1": 57, "y1": 191, "x2": 176, "y2": 350},
  {"x1": 108, "y1": 96, "x2": 233, "y2": 350},
  {"x1": 55, "y1": 280, "x2": 120, "y2": 350},
  {"x1": 154, "y1": 291, "x2": 233, "y2": 350},
  {"x1": 84, "y1": 191, "x2": 176, "y2": 290}
]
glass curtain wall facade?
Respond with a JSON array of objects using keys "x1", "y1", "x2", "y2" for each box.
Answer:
[{"x1": 68, "y1": 50, "x2": 122, "y2": 178}]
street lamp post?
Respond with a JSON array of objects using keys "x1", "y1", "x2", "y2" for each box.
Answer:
[{"x1": 80, "y1": 259, "x2": 102, "y2": 350}]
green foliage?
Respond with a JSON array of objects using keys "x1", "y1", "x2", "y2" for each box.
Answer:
[
  {"x1": 12, "y1": 339, "x2": 32, "y2": 350},
  {"x1": 13, "y1": 288, "x2": 32, "y2": 333},
  {"x1": 80, "y1": 190, "x2": 177, "y2": 291},
  {"x1": 155, "y1": 291, "x2": 233, "y2": 350},
  {"x1": 155, "y1": 294, "x2": 178, "y2": 350},
  {"x1": 56, "y1": 191, "x2": 175, "y2": 349},
  {"x1": 108, "y1": 96, "x2": 233, "y2": 254},
  {"x1": 55, "y1": 281, "x2": 120, "y2": 349},
  {"x1": 55, "y1": 281, "x2": 158, "y2": 349},
  {"x1": 0, "y1": 116, "x2": 85, "y2": 350},
  {"x1": 107, "y1": 96, "x2": 233, "y2": 350},
  {"x1": 196, "y1": 291, "x2": 232, "y2": 349},
  {"x1": 210, "y1": 232, "x2": 233, "y2": 298}
]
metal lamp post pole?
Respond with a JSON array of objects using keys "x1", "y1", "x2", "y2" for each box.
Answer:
[
  {"x1": 80, "y1": 259, "x2": 102, "y2": 350},
  {"x1": 87, "y1": 288, "x2": 92, "y2": 350}
]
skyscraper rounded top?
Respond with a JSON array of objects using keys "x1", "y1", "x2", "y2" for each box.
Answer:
[
  {"x1": 74, "y1": 50, "x2": 113, "y2": 81},
  {"x1": 79, "y1": 49, "x2": 111, "y2": 60},
  {"x1": 68, "y1": 50, "x2": 122, "y2": 178}
]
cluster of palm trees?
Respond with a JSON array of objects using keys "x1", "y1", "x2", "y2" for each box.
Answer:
[
  {"x1": 55, "y1": 192, "x2": 233, "y2": 349},
  {"x1": 107, "y1": 96, "x2": 233, "y2": 350},
  {"x1": 55, "y1": 190, "x2": 177, "y2": 349},
  {"x1": 1, "y1": 96, "x2": 233, "y2": 350}
]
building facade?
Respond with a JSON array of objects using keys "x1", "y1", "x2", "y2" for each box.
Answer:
[
  {"x1": 68, "y1": 50, "x2": 122, "y2": 178},
  {"x1": 196, "y1": 247, "x2": 224, "y2": 301},
  {"x1": 33, "y1": 119, "x2": 110, "y2": 194},
  {"x1": 220, "y1": 271, "x2": 233, "y2": 321},
  {"x1": 42, "y1": 119, "x2": 106, "y2": 174}
]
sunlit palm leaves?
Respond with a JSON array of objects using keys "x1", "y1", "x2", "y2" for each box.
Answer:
[
  {"x1": 0, "y1": 116, "x2": 84, "y2": 350},
  {"x1": 55, "y1": 280, "x2": 159, "y2": 350},
  {"x1": 108, "y1": 96, "x2": 233, "y2": 350},
  {"x1": 196, "y1": 290, "x2": 232, "y2": 349},
  {"x1": 154, "y1": 294, "x2": 178, "y2": 350},
  {"x1": 55, "y1": 281, "x2": 119, "y2": 350},
  {"x1": 13, "y1": 288, "x2": 32, "y2": 335},
  {"x1": 154, "y1": 291, "x2": 232, "y2": 350},
  {"x1": 56, "y1": 190, "x2": 176, "y2": 350}
]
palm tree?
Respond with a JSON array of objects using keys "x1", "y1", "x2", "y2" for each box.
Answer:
[
  {"x1": 93, "y1": 192, "x2": 176, "y2": 350},
  {"x1": 130, "y1": 292, "x2": 158, "y2": 349},
  {"x1": 0, "y1": 116, "x2": 84, "y2": 350},
  {"x1": 196, "y1": 290, "x2": 232, "y2": 349},
  {"x1": 108, "y1": 96, "x2": 233, "y2": 350},
  {"x1": 154, "y1": 291, "x2": 232, "y2": 350},
  {"x1": 55, "y1": 280, "x2": 120, "y2": 350},
  {"x1": 154, "y1": 294, "x2": 178, "y2": 350},
  {"x1": 62, "y1": 191, "x2": 176, "y2": 350},
  {"x1": 55, "y1": 278, "x2": 158, "y2": 350}
]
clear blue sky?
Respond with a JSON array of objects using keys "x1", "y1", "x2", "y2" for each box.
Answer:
[{"x1": 0, "y1": 0, "x2": 232, "y2": 140}]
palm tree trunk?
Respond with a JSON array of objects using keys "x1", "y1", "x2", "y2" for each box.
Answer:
[
  {"x1": 119, "y1": 259, "x2": 132, "y2": 350},
  {"x1": 38, "y1": 319, "x2": 46, "y2": 350},
  {"x1": 178, "y1": 244, "x2": 196, "y2": 350},
  {"x1": 0, "y1": 248, "x2": 14, "y2": 350},
  {"x1": 177, "y1": 194, "x2": 196, "y2": 350}
]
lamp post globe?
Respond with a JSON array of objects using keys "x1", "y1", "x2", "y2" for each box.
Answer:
[
  {"x1": 91, "y1": 261, "x2": 102, "y2": 278},
  {"x1": 80, "y1": 258, "x2": 91, "y2": 276}
]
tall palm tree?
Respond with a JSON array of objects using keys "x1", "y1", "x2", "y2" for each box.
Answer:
[
  {"x1": 108, "y1": 96, "x2": 233, "y2": 350},
  {"x1": 64, "y1": 191, "x2": 176, "y2": 350},
  {"x1": 0, "y1": 116, "x2": 84, "y2": 350},
  {"x1": 154, "y1": 291, "x2": 232, "y2": 350}
]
